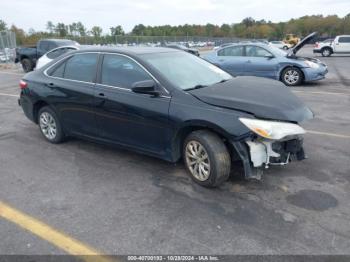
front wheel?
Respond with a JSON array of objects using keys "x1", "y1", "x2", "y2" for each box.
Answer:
[
  {"x1": 38, "y1": 106, "x2": 65, "y2": 143},
  {"x1": 321, "y1": 48, "x2": 332, "y2": 57},
  {"x1": 183, "y1": 130, "x2": 231, "y2": 188},
  {"x1": 281, "y1": 67, "x2": 303, "y2": 86}
]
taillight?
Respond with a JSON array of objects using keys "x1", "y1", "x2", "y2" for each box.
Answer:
[
  {"x1": 314, "y1": 42, "x2": 319, "y2": 48},
  {"x1": 19, "y1": 80, "x2": 27, "y2": 89}
]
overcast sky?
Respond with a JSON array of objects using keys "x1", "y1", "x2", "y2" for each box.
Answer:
[{"x1": 1, "y1": 0, "x2": 349, "y2": 33}]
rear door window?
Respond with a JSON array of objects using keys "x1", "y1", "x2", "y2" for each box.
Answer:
[{"x1": 63, "y1": 53, "x2": 98, "y2": 82}]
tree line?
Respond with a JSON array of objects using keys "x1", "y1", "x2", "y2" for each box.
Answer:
[{"x1": 1, "y1": 14, "x2": 349, "y2": 45}]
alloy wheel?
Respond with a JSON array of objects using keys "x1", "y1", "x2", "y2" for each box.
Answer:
[
  {"x1": 284, "y1": 69, "x2": 300, "y2": 85},
  {"x1": 39, "y1": 112, "x2": 57, "y2": 140},
  {"x1": 185, "y1": 140, "x2": 211, "y2": 181}
]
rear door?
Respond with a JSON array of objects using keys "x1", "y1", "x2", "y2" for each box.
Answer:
[
  {"x1": 334, "y1": 37, "x2": 350, "y2": 52},
  {"x1": 244, "y1": 45, "x2": 279, "y2": 79},
  {"x1": 44, "y1": 53, "x2": 99, "y2": 136},
  {"x1": 216, "y1": 45, "x2": 246, "y2": 76},
  {"x1": 94, "y1": 53, "x2": 171, "y2": 155}
]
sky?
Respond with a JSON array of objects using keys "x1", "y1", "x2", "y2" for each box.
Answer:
[{"x1": 1, "y1": 0, "x2": 349, "y2": 33}]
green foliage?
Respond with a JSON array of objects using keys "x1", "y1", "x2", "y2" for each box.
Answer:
[
  {"x1": 2, "y1": 14, "x2": 350, "y2": 46},
  {"x1": 0, "y1": 19, "x2": 7, "y2": 31}
]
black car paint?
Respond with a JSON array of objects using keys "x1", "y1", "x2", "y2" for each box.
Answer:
[{"x1": 19, "y1": 47, "x2": 312, "y2": 178}]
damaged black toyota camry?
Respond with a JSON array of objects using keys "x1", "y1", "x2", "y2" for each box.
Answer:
[{"x1": 19, "y1": 47, "x2": 313, "y2": 187}]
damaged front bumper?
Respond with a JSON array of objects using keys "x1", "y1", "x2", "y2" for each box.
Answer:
[{"x1": 232, "y1": 136, "x2": 306, "y2": 180}]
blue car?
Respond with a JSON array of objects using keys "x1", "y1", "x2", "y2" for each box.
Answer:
[{"x1": 204, "y1": 32, "x2": 328, "y2": 86}]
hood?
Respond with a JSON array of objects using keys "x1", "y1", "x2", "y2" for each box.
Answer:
[
  {"x1": 289, "y1": 32, "x2": 317, "y2": 56},
  {"x1": 189, "y1": 77, "x2": 314, "y2": 123}
]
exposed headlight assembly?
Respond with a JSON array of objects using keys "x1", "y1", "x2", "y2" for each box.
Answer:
[
  {"x1": 239, "y1": 118, "x2": 306, "y2": 140},
  {"x1": 305, "y1": 60, "x2": 319, "y2": 68}
]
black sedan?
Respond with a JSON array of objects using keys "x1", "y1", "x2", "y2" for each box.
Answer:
[{"x1": 19, "y1": 47, "x2": 313, "y2": 187}]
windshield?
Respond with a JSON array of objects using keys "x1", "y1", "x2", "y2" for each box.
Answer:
[{"x1": 141, "y1": 52, "x2": 232, "y2": 90}]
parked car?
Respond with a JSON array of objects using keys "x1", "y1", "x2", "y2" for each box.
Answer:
[
  {"x1": 15, "y1": 39, "x2": 79, "y2": 72},
  {"x1": 204, "y1": 32, "x2": 328, "y2": 86},
  {"x1": 313, "y1": 35, "x2": 350, "y2": 57},
  {"x1": 313, "y1": 39, "x2": 333, "y2": 56},
  {"x1": 214, "y1": 43, "x2": 234, "y2": 50},
  {"x1": 18, "y1": 47, "x2": 313, "y2": 187},
  {"x1": 269, "y1": 41, "x2": 291, "y2": 50},
  {"x1": 164, "y1": 44, "x2": 200, "y2": 56},
  {"x1": 35, "y1": 45, "x2": 80, "y2": 69}
]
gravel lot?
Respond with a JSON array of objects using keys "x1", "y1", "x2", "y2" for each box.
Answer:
[{"x1": 0, "y1": 46, "x2": 349, "y2": 256}]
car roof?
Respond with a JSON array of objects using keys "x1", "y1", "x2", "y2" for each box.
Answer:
[
  {"x1": 218, "y1": 42, "x2": 268, "y2": 49},
  {"x1": 70, "y1": 46, "x2": 180, "y2": 55}
]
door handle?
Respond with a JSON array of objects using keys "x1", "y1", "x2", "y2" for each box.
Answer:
[{"x1": 98, "y1": 93, "x2": 106, "y2": 97}]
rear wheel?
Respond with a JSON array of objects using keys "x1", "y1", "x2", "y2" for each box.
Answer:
[
  {"x1": 321, "y1": 48, "x2": 332, "y2": 57},
  {"x1": 283, "y1": 46, "x2": 288, "y2": 50},
  {"x1": 281, "y1": 67, "x2": 303, "y2": 86},
  {"x1": 183, "y1": 130, "x2": 231, "y2": 188},
  {"x1": 38, "y1": 106, "x2": 65, "y2": 143},
  {"x1": 21, "y1": 58, "x2": 33, "y2": 72}
]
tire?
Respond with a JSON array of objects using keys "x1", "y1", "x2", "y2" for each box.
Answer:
[
  {"x1": 321, "y1": 48, "x2": 332, "y2": 57},
  {"x1": 283, "y1": 46, "x2": 288, "y2": 50},
  {"x1": 38, "y1": 106, "x2": 65, "y2": 143},
  {"x1": 183, "y1": 130, "x2": 231, "y2": 188},
  {"x1": 281, "y1": 67, "x2": 303, "y2": 86},
  {"x1": 21, "y1": 58, "x2": 33, "y2": 73}
]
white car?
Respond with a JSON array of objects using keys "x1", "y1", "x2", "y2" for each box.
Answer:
[
  {"x1": 314, "y1": 35, "x2": 350, "y2": 57},
  {"x1": 269, "y1": 41, "x2": 291, "y2": 50},
  {"x1": 35, "y1": 45, "x2": 79, "y2": 69}
]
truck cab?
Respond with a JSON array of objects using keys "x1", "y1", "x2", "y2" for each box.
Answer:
[
  {"x1": 332, "y1": 35, "x2": 350, "y2": 53},
  {"x1": 15, "y1": 39, "x2": 79, "y2": 72},
  {"x1": 314, "y1": 35, "x2": 350, "y2": 57}
]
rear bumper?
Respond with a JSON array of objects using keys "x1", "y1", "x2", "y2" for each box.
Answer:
[
  {"x1": 19, "y1": 93, "x2": 35, "y2": 123},
  {"x1": 231, "y1": 136, "x2": 306, "y2": 180}
]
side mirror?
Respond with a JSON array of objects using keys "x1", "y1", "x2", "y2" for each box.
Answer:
[{"x1": 131, "y1": 80, "x2": 159, "y2": 96}]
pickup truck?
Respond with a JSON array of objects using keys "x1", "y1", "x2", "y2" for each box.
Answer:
[
  {"x1": 15, "y1": 39, "x2": 79, "y2": 72},
  {"x1": 313, "y1": 35, "x2": 350, "y2": 57}
]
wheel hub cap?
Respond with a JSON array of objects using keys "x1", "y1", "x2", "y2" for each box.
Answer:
[
  {"x1": 284, "y1": 70, "x2": 299, "y2": 84},
  {"x1": 39, "y1": 112, "x2": 57, "y2": 140},
  {"x1": 185, "y1": 141, "x2": 210, "y2": 181}
]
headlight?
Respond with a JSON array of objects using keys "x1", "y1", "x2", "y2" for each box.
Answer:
[
  {"x1": 239, "y1": 118, "x2": 306, "y2": 140},
  {"x1": 305, "y1": 60, "x2": 319, "y2": 68}
]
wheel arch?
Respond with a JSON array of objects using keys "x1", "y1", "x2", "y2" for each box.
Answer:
[
  {"x1": 279, "y1": 64, "x2": 305, "y2": 82},
  {"x1": 170, "y1": 120, "x2": 234, "y2": 162},
  {"x1": 32, "y1": 100, "x2": 49, "y2": 124}
]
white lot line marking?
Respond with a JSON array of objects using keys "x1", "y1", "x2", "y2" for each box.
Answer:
[
  {"x1": 0, "y1": 71, "x2": 23, "y2": 76},
  {"x1": 307, "y1": 130, "x2": 350, "y2": 139},
  {"x1": 0, "y1": 92, "x2": 19, "y2": 97},
  {"x1": 292, "y1": 90, "x2": 350, "y2": 96}
]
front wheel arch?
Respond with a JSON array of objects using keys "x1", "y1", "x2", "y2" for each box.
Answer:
[
  {"x1": 171, "y1": 122, "x2": 233, "y2": 162},
  {"x1": 279, "y1": 66, "x2": 304, "y2": 86}
]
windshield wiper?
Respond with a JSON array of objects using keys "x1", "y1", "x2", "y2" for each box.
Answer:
[{"x1": 184, "y1": 84, "x2": 208, "y2": 91}]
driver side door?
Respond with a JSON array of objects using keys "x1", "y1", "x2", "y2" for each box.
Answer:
[
  {"x1": 94, "y1": 53, "x2": 172, "y2": 156},
  {"x1": 244, "y1": 45, "x2": 280, "y2": 79}
]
